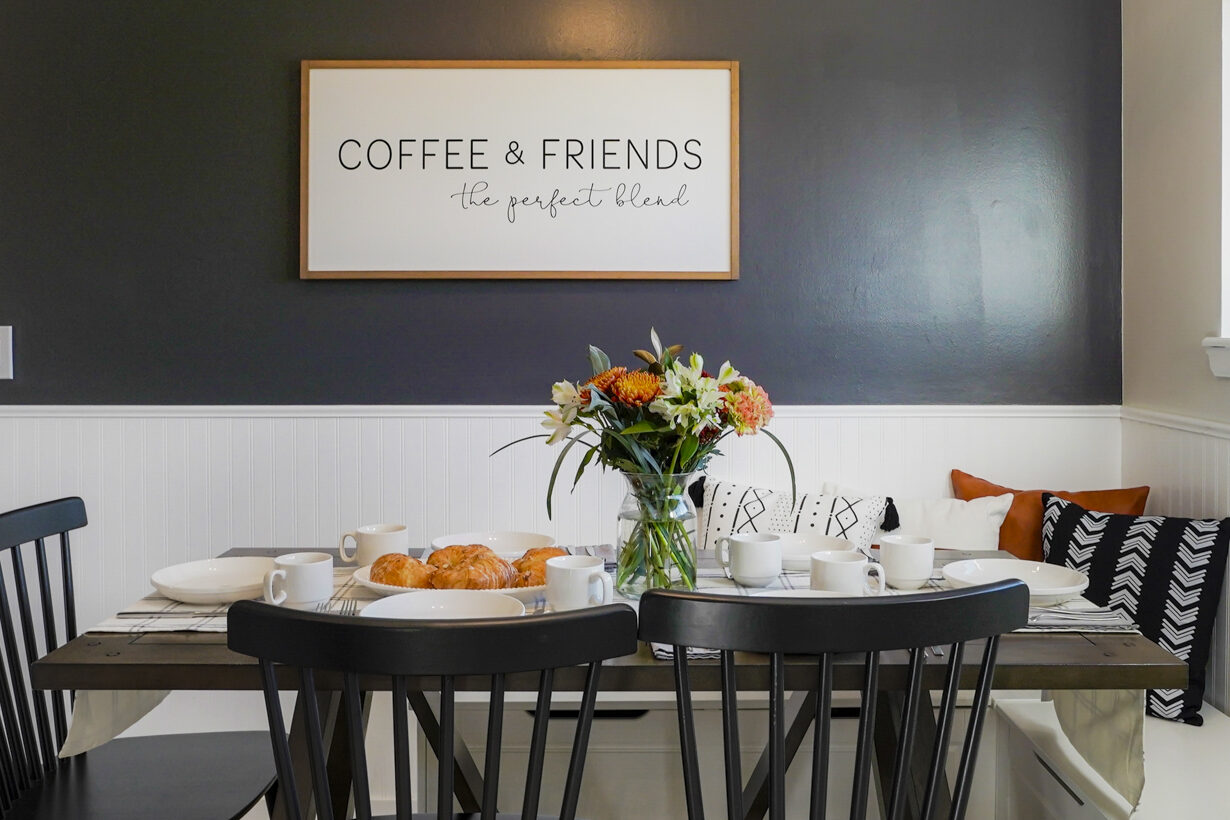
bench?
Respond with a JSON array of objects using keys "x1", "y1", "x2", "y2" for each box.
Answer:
[{"x1": 993, "y1": 697, "x2": 1230, "y2": 819}]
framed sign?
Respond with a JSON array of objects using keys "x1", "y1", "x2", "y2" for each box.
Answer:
[{"x1": 300, "y1": 60, "x2": 739, "y2": 279}]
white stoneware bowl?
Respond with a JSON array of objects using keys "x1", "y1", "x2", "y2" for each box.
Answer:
[
  {"x1": 151, "y1": 557, "x2": 276, "y2": 604},
  {"x1": 941, "y1": 558, "x2": 1088, "y2": 605}
]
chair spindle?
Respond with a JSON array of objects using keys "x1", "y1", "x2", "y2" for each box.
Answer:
[
  {"x1": 951, "y1": 636, "x2": 1001, "y2": 819},
  {"x1": 10, "y1": 548, "x2": 55, "y2": 772},
  {"x1": 482, "y1": 671, "x2": 506, "y2": 820},
  {"x1": 850, "y1": 651, "x2": 881, "y2": 820},
  {"x1": 809, "y1": 653, "x2": 834, "y2": 820},
  {"x1": 720, "y1": 649, "x2": 743, "y2": 820},
  {"x1": 342, "y1": 672, "x2": 372, "y2": 820},
  {"x1": 258, "y1": 658, "x2": 301, "y2": 820},
  {"x1": 33, "y1": 538, "x2": 68, "y2": 752},
  {"x1": 673, "y1": 649, "x2": 705, "y2": 820},
  {"x1": 392, "y1": 676, "x2": 412, "y2": 820},
  {"x1": 886, "y1": 647, "x2": 928, "y2": 820},
  {"x1": 559, "y1": 661, "x2": 603, "y2": 820},
  {"x1": 921, "y1": 641, "x2": 965, "y2": 819},
  {"x1": 438, "y1": 675, "x2": 456, "y2": 820},
  {"x1": 0, "y1": 559, "x2": 41, "y2": 781},
  {"x1": 521, "y1": 666, "x2": 555, "y2": 820},
  {"x1": 768, "y1": 652, "x2": 786, "y2": 820},
  {"x1": 298, "y1": 667, "x2": 334, "y2": 820}
]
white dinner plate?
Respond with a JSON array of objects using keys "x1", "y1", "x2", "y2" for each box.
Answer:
[
  {"x1": 428, "y1": 531, "x2": 555, "y2": 555},
  {"x1": 753, "y1": 589, "x2": 860, "y2": 599},
  {"x1": 150, "y1": 557, "x2": 275, "y2": 604},
  {"x1": 352, "y1": 564, "x2": 547, "y2": 603},
  {"x1": 360, "y1": 590, "x2": 525, "y2": 620},
  {"x1": 774, "y1": 533, "x2": 857, "y2": 571},
  {"x1": 941, "y1": 558, "x2": 1089, "y2": 605}
]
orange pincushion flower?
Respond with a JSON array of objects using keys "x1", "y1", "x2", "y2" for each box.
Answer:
[{"x1": 610, "y1": 370, "x2": 663, "y2": 406}]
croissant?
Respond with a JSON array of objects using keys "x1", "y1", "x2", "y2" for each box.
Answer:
[
  {"x1": 369, "y1": 553, "x2": 435, "y2": 588},
  {"x1": 428, "y1": 544, "x2": 518, "y2": 590},
  {"x1": 512, "y1": 547, "x2": 568, "y2": 587}
]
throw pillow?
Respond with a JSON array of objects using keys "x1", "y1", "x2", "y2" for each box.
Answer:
[
  {"x1": 1041, "y1": 494, "x2": 1230, "y2": 725},
  {"x1": 822, "y1": 481, "x2": 1011, "y2": 549},
  {"x1": 952, "y1": 469, "x2": 1150, "y2": 561},
  {"x1": 698, "y1": 479, "x2": 888, "y2": 554}
]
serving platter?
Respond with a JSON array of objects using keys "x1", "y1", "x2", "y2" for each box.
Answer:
[
  {"x1": 150, "y1": 557, "x2": 275, "y2": 604},
  {"x1": 352, "y1": 564, "x2": 547, "y2": 603},
  {"x1": 941, "y1": 558, "x2": 1088, "y2": 605}
]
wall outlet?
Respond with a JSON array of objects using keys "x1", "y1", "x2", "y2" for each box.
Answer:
[{"x1": 0, "y1": 327, "x2": 11, "y2": 379}]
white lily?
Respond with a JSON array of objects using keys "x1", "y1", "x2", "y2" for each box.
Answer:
[
  {"x1": 551, "y1": 380, "x2": 584, "y2": 411},
  {"x1": 716, "y1": 361, "x2": 740, "y2": 386},
  {"x1": 541, "y1": 407, "x2": 575, "y2": 445}
]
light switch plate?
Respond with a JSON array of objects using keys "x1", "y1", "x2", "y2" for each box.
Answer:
[{"x1": 0, "y1": 327, "x2": 11, "y2": 379}]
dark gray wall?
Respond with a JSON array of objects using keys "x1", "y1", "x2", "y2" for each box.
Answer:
[{"x1": 0, "y1": 0, "x2": 1121, "y2": 405}]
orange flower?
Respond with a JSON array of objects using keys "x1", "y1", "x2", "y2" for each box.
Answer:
[
  {"x1": 610, "y1": 370, "x2": 663, "y2": 406},
  {"x1": 580, "y1": 367, "x2": 627, "y2": 403}
]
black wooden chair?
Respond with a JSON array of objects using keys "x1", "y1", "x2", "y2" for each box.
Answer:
[
  {"x1": 638, "y1": 581, "x2": 1029, "y2": 820},
  {"x1": 0, "y1": 497, "x2": 276, "y2": 819},
  {"x1": 227, "y1": 598, "x2": 640, "y2": 820}
]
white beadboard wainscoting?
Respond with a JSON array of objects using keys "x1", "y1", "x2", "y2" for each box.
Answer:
[
  {"x1": 0, "y1": 403, "x2": 1123, "y2": 816},
  {"x1": 0, "y1": 404, "x2": 1124, "y2": 633},
  {"x1": 1122, "y1": 408, "x2": 1230, "y2": 713}
]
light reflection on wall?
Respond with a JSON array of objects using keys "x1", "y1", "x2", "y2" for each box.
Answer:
[{"x1": 543, "y1": 0, "x2": 658, "y2": 57}]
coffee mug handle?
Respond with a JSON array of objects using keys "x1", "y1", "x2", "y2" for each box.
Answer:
[
  {"x1": 715, "y1": 536, "x2": 731, "y2": 568},
  {"x1": 263, "y1": 569, "x2": 287, "y2": 605},
  {"x1": 589, "y1": 570, "x2": 614, "y2": 606},
  {"x1": 863, "y1": 563, "x2": 886, "y2": 596},
  {"x1": 338, "y1": 532, "x2": 359, "y2": 563}
]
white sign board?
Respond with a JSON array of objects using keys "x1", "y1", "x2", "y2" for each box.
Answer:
[{"x1": 300, "y1": 61, "x2": 739, "y2": 279}]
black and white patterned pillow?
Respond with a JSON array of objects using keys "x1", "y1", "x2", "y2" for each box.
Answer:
[
  {"x1": 698, "y1": 479, "x2": 887, "y2": 554},
  {"x1": 1042, "y1": 494, "x2": 1230, "y2": 725}
]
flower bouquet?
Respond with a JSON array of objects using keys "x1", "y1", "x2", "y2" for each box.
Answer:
[{"x1": 498, "y1": 329, "x2": 794, "y2": 598}]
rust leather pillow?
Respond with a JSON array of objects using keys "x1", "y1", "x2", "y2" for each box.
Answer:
[{"x1": 950, "y1": 469, "x2": 1150, "y2": 561}]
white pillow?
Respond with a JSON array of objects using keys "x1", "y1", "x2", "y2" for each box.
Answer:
[
  {"x1": 820, "y1": 481, "x2": 1011, "y2": 549},
  {"x1": 882, "y1": 494, "x2": 1012, "y2": 548},
  {"x1": 699, "y1": 479, "x2": 888, "y2": 554}
]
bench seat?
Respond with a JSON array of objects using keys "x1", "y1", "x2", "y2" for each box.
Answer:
[{"x1": 994, "y1": 697, "x2": 1230, "y2": 819}]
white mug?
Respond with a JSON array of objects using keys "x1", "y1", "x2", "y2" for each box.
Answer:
[
  {"x1": 878, "y1": 535, "x2": 935, "y2": 590},
  {"x1": 716, "y1": 533, "x2": 782, "y2": 587},
  {"x1": 339, "y1": 524, "x2": 409, "y2": 566},
  {"x1": 264, "y1": 552, "x2": 333, "y2": 608},
  {"x1": 546, "y1": 555, "x2": 613, "y2": 611},
  {"x1": 810, "y1": 550, "x2": 886, "y2": 596}
]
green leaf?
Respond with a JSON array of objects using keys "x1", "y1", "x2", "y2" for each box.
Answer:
[
  {"x1": 489, "y1": 433, "x2": 549, "y2": 457},
  {"x1": 588, "y1": 345, "x2": 611, "y2": 376},
  {"x1": 619, "y1": 420, "x2": 664, "y2": 436},
  {"x1": 760, "y1": 427, "x2": 797, "y2": 506},
  {"x1": 546, "y1": 434, "x2": 586, "y2": 519},
  {"x1": 572, "y1": 444, "x2": 599, "y2": 490},
  {"x1": 678, "y1": 434, "x2": 699, "y2": 467}
]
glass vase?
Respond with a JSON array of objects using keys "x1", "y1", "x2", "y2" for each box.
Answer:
[{"x1": 614, "y1": 472, "x2": 698, "y2": 599}]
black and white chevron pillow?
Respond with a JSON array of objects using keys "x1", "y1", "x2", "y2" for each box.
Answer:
[{"x1": 1042, "y1": 494, "x2": 1230, "y2": 725}]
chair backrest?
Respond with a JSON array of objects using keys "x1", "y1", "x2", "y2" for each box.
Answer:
[
  {"x1": 638, "y1": 581, "x2": 1029, "y2": 820},
  {"x1": 228, "y1": 599, "x2": 640, "y2": 820},
  {"x1": 0, "y1": 497, "x2": 88, "y2": 813}
]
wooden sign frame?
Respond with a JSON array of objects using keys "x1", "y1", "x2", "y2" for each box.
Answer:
[{"x1": 299, "y1": 60, "x2": 739, "y2": 280}]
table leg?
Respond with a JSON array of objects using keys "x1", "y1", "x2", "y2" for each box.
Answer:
[
  {"x1": 407, "y1": 689, "x2": 486, "y2": 813},
  {"x1": 873, "y1": 690, "x2": 951, "y2": 820},
  {"x1": 741, "y1": 690, "x2": 818, "y2": 820}
]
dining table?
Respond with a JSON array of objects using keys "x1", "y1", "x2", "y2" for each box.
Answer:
[{"x1": 30, "y1": 547, "x2": 1186, "y2": 820}]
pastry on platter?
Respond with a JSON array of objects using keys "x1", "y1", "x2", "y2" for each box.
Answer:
[
  {"x1": 368, "y1": 553, "x2": 434, "y2": 588},
  {"x1": 512, "y1": 546, "x2": 569, "y2": 587},
  {"x1": 428, "y1": 544, "x2": 518, "y2": 590}
]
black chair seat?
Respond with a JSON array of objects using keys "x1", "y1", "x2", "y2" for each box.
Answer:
[{"x1": 5, "y1": 731, "x2": 274, "y2": 820}]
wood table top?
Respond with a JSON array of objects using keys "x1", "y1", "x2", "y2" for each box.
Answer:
[{"x1": 31, "y1": 547, "x2": 1188, "y2": 693}]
